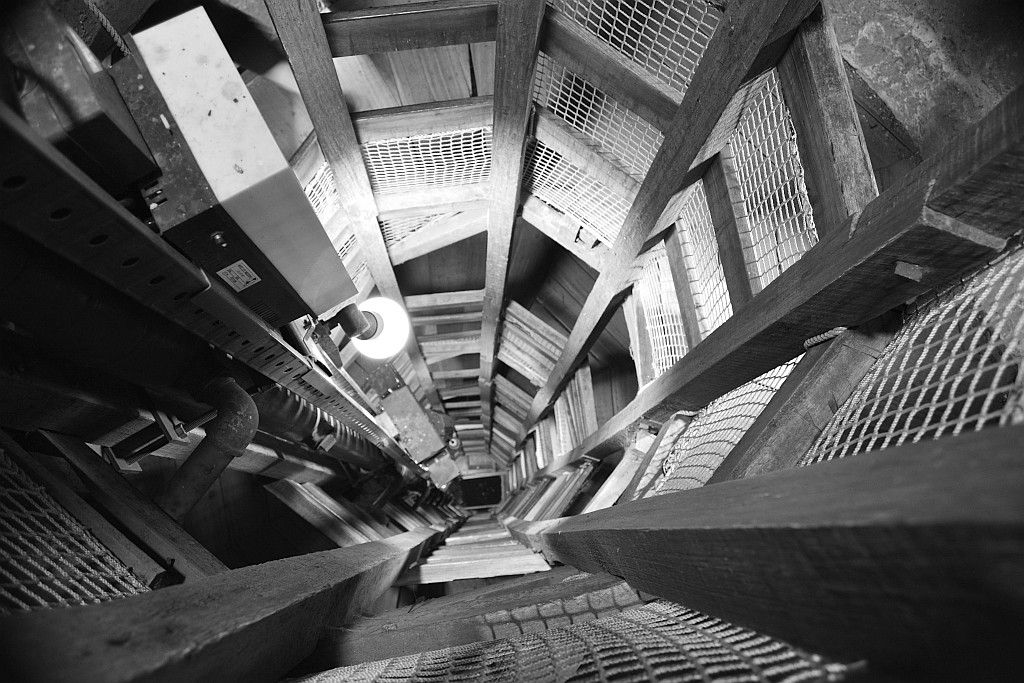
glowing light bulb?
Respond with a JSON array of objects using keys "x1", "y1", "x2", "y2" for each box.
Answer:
[{"x1": 350, "y1": 297, "x2": 410, "y2": 360}]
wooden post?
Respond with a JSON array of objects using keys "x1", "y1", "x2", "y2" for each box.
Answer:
[
  {"x1": 264, "y1": 0, "x2": 443, "y2": 410},
  {"x1": 479, "y1": 0, "x2": 546, "y2": 432},
  {"x1": 525, "y1": 425, "x2": 1024, "y2": 681},
  {"x1": 777, "y1": 5, "x2": 878, "y2": 236},
  {"x1": 0, "y1": 528, "x2": 436, "y2": 682},
  {"x1": 703, "y1": 145, "x2": 757, "y2": 304}
]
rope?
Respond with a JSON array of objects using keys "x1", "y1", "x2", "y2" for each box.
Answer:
[
  {"x1": 80, "y1": 0, "x2": 131, "y2": 58},
  {"x1": 803, "y1": 327, "x2": 848, "y2": 349}
]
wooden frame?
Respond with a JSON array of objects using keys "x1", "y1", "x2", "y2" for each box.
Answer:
[{"x1": 509, "y1": 425, "x2": 1024, "y2": 680}]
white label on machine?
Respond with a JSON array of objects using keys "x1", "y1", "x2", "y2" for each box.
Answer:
[{"x1": 217, "y1": 260, "x2": 261, "y2": 292}]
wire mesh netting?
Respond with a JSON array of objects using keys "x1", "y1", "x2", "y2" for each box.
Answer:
[
  {"x1": 379, "y1": 212, "x2": 456, "y2": 249},
  {"x1": 362, "y1": 128, "x2": 492, "y2": 195},
  {"x1": 296, "y1": 599, "x2": 847, "y2": 682},
  {"x1": 675, "y1": 181, "x2": 733, "y2": 338},
  {"x1": 549, "y1": 0, "x2": 722, "y2": 100},
  {"x1": 336, "y1": 230, "x2": 373, "y2": 293},
  {"x1": 0, "y1": 448, "x2": 149, "y2": 615},
  {"x1": 636, "y1": 243, "x2": 689, "y2": 377},
  {"x1": 523, "y1": 139, "x2": 631, "y2": 246},
  {"x1": 304, "y1": 162, "x2": 341, "y2": 224},
  {"x1": 730, "y1": 70, "x2": 817, "y2": 292},
  {"x1": 802, "y1": 245, "x2": 1024, "y2": 465},
  {"x1": 651, "y1": 359, "x2": 800, "y2": 495},
  {"x1": 533, "y1": 52, "x2": 663, "y2": 179}
]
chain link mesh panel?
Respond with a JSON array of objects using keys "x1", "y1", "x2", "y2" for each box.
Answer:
[
  {"x1": 802, "y1": 245, "x2": 1024, "y2": 465},
  {"x1": 675, "y1": 181, "x2": 733, "y2": 338},
  {"x1": 296, "y1": 599, "x2": 847, "y2": 682},
  {"x1": 548, "y1": 0, "x2": 722, "y2": 100},
  {"x1": 636, "y1": 243, "x2": 689, "y2": 377},
  {"x1": 731, "y1": 71, "x2": 817, "y2": 291},
  {"x1": 0, "y1": 449, "x2": 149, "y2": 615},
  {"x1": 362, "y1": 128, "x2": 492, "y2": 195},
  {"x1": 534, "y1": 52, "x2": 663, "y2": 179},
  {"x1": 379, "y1": 212, "x2": 456, "y2": 249},
  {"x1": 304, "y1": 161, "x2": 341, "y2": 224},
  {"x1": 651, "y1": 359, "x2": 800, "y2": 495},
  {"x1": 523, "y1": 139, "x2": 631, "y2": 246}
]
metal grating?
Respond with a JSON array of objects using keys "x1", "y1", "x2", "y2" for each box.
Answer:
[
  {"x1": 533, "y1": 52, "x2": 663, "y2": 179},
  {"x1": 0, "y1": 449, "x2": 149, "y2": 615},
  {"x1": 675, "y1": 181, "x2": 732, "y2": 337},
  {"x1": 651, "y1": 359, "x2": 800, "y2": 495},
  {"x1": 362, "y1": 128, "x2": 492, "y2": 195},
  {"x1": 802, "y1": 245, "x2": 1024, "y2": 465},
  {"x1": 379, "y1": 212, "x2": 455, "y2": 249},
  {"x1": 636, "y1": 243, "x2": 689, "y2": 377},
  {"x1": 523, "y1": 139, "x2": 631, "y2": 246},
  {"x1": 731, "y1": 70, "x2": 817, "y2": 292},
  {"x1": 304, "y1": 161, "x2": 341, "y2": 224},
  {"x1": 296, "y1": 599, "x2": 846, "y2": 682},
  {"x1": 548, "y1": 0, "x2": 722, "y2": 100}
]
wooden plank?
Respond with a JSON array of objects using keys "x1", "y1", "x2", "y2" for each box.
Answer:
[
  {"x1": 530, "y1": 425, "x2": 1024, "y2": 680},
  {"x1": 0, "y1": 430, "x2": 164, "y2": 586},
  {"x1": 265, "y1": 0, "x2": 442, "y2": 408},
  {"x1": 578, "y1": 443, "x2": 647, "y2": 514},
  {"x1": 412, "y1": 311, "x2": 482, "y2": 327},
  {"x1": 432, "y1": 368, "x2": 482, "y2": 380},
  {"x1": 40, "y1": 431, "x2": 227, "y2": 581},
  {"x1": 397, "y1": 551, "x2": 549, "y2": 585},
  {"x1": 388, "y1": 208, "x2": 488, "y2": 265},
  {"x1": 479, "y1": 0, "x2": 546, "y2": 431},
  {"x1": 708, "y1": 320, "x2": 898, "y2": 483},
  {"x1": 703, "y1": 145, "x2": 756, "y2": 305},
  {"x1": 664, "y1": 226, "x2": 704, "y2": 350},
  {"x1": 353, "y1": 96, "x2": 493, "y2": 143},
  {"x1": 519, "y1": 0, "x2": 818, "y2": 439},
  {"x1": 0, "y1": 529, "x2": 436, "y2": 683},
  {"x1": 777, "y1": 5, "x2": 878, "y2": 236},
  {"x1": 323, "y1": 1, "x2": 498, "y2": 57},
  {"x1": 266, "y1": 480, "x2": 374, "y2": 547},
  {"x1": 374, "y1": 182, "x2": 491, "y2": 215},
  {"x1": 405, "y1": 289, "x2": 485, "y2": 310},
  {"x1": 519, "y1": 195, "x2": 608, "y2": 271},
  {"x1": 533, "y1": 107, "x2": 641, "y2": 197}
]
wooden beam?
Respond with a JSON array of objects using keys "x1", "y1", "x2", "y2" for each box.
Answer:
[
  {"x1": 388, "y1": 209, "x2": 488, "y2": 265},
  {"x1": 40, "y1": 431, "x2": 227, "y2": 581},
  {"x1": 0, "y1": 430, "x2": 164, "y2": 586},
  {"x1": 708, "y1": 318, "x2": 898, "y2": 483},
  {"x1": 0, "y1": 528, "x2": 436, "y2": 682},
  {"x1": 525, "y1": 425, "x2": 1024, "y2": 680},
  {"x1": 353, "y1": 96, "x2": 493, "y2": 143},
  {"x1": 412, "y1": 311, "x2": 482, "y2": 327},
  {"x1": 519, "y1": 0, "x2": 818, "y2": 439},
  {"x1": 265, "y1": 480, "x2": 374, "y2": 547},
  {"x1": 777, "y1": 5, "x2": 878, "y2": 236},
  {"x1": 533, "y1": 107, "x2": 641, "y2": 197},
  {"x1": 432, "y1": 368, "x2": 481, "y2": 381},
  {"x1": 704, "y1": 144, "x2": 757, "y2": 304},
  {"x1": 663, "y1": 226, "x2": 704, "y2": 351},
  {"x1": 519, "y1": 195, "x2": 608, "y2": 271},
  {"x1": 479, "y1": 0, "x2": 546, "y2": 431},
  {"x1": 374, "y1": 183, "x2": 491, "y2": 215},
  {"x1": 265, "y1": 0, "x2": 442, "y2": 409},
  {"x1": 405, "y1": 289, "x2": 485, "y2": 311},
  {"x1": 323, "y1": 0, "x2": 497, "y2": 58}
]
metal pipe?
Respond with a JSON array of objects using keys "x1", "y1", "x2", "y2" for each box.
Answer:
[{"x1": 155, "y1": 376, "x2": 258, "y2": 522}]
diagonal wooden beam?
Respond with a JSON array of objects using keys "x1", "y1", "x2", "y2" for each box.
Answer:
[
  {"x1": 518, "y1": 0, "x2": 819, "y2": 441},
  {"x1": 479, "y1": 0, "x2": 546, "y2": 433},
  {"x1": 519, "y1": 195, "x2": 608, "y2": 272},
  {"x1": 388, "y1": 209, "x2": 489, "y2": 266},
  {"x1": 354, "y1": 96, "x2": 493, "y2": 144},
  {"x1": 323, "y1": 0, "x2": 498, "y2": 57},
  {"x1": 264, "y1": 0, "x2": 442, "y2": 410}
]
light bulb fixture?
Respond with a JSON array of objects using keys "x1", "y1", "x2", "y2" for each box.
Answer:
[{"x1": 348, "y1": 297, "x2": 410, "y2": 360}]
